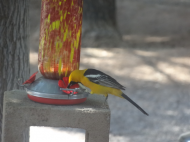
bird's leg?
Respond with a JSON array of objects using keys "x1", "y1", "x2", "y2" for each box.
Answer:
[{"x1": 104, "y1": 94, "x2": 108, "y2": 104}]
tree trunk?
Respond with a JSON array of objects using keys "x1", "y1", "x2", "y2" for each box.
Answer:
[
  {"x1": 0, "y1": 0, "x2": 30, "y2": 140},
  {"x1": 82, "y1": 0, "x2": 121, "y2": 47}
]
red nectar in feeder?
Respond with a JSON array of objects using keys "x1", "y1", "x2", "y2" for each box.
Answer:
[{"x1": 38, "y1": 0, "x2": 83, "y2": 79}]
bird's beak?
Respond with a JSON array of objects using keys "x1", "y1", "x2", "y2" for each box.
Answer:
[
  {"x1": 67, "y1": 83, "x2": 72, "y2": 88},
  {"x1": 67, "y1": 81, "x2": 76, "y2": 88}
]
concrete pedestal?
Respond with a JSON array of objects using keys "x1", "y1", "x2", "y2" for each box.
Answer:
[{"x1": 2, "y1": 90, "x2": 110, "y2": 142}]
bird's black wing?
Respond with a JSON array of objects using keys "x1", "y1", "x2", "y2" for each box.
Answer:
[{"x1": 84, "y1": 69, "x2": 125, "y2": 90}]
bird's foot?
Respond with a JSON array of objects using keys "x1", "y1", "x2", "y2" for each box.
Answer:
[{"x1": 103, "y1": 95, "x2": 108, "y2": 105}]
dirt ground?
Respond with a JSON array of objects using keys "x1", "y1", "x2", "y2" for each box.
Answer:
[{"x1": 29, "y1": 0, "x2": 190, "y2": 142}]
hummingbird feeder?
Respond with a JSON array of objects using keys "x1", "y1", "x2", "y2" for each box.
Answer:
[{"x1": 23, "y1": 0, "x2": 89, "y2": 105}]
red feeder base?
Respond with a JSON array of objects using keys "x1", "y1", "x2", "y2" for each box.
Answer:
[
  {"x1": 27, "y1": 94, "x2": 87, "y2": 105},
  {"x1": 25, "y1": 77, "x2": 89, "y2": 105}
]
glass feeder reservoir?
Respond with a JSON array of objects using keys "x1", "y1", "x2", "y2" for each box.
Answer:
[{"x1": 38, "y1": 0, "x2": 83, "y2": 79}]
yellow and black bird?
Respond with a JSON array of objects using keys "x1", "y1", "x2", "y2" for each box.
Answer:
[{"x1": 67, "y1": 69, "x2": 148, "y2": 116}]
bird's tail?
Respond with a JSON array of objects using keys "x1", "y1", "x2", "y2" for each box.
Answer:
[{"x1": 121, "y1": 93, "x2": 149, "y2": 116}]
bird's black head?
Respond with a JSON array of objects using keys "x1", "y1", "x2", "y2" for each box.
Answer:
[{"x1": 67, "y1": 81, "x2": 78, "y2": 88}]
